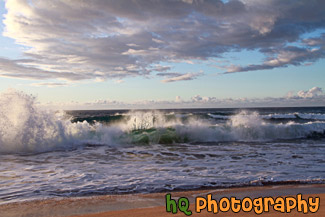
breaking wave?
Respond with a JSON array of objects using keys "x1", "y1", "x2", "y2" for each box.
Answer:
[
  {"x1": 0, "y1": 90, "x2": 124, "y2": 153},
  {"x1": 1, "y1": 90, "x2": 325, "y2": 154},
  {"x1": 208, "y1": 112, "x2": 325, "y2": 120}
]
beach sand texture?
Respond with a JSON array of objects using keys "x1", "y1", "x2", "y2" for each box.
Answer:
[{"x1": 1, "y1": 184, "x2": 324, "y2": 217}]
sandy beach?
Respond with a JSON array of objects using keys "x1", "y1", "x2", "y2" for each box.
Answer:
[
  {"x1": 1, "y1": 0, "x2": 325, "y2": 217},
  {"x1": 1, "y1": 184, "x2": 324, "y2": 217},
  {"x1": 71, "y1": 196, "x2": 324, "y2": 217}
]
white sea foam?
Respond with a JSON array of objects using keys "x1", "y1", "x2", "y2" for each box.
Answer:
[
  {"x1": 208, "y1": 113, "x2": 229, "y2": 119},
  {"x1": 209, "y1": 112, "x2": 325, "y2": 120},
  {"x1": 297, "y1": 113, "x2": 325, "y2": 120},
  {"x1": 1, "y1": 90, "x2": 325, "y2": 154},
  {"x1": 1, "y1": 91, "x2": 325, "y2": 204},
  {"x1": 176, "y1": 111, "x2": 325, "y2": 142},
  {"x1": 262, "y1": 113, "x2": 298, "y2": 119},
  {"x1": 0, "y1": 89, "x2": 123, "y2": 153},
  {"x1": 263, "y1": 113, "x2": 325, "y2": 120}
]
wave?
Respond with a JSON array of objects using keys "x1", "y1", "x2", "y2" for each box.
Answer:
[
  {"x1": 1, "y1": 90, "x2": 325, "y2": 154},
  {"x1": 0, "y1": 90, "x2": 125, "y2": 154},
  {"x1": 207, "y1": 113, "x2": 229, "y2": 119},
  {"x1": 295, "y1": 113, "x2": 325, "y2": 120},
  {"x1": 208, "y1": 112, "x2": 325, "y2": 121}
]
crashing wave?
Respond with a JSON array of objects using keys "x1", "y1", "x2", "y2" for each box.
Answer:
[{"x1": 1, "y1": 90, "x2": 325, "y2": 154}]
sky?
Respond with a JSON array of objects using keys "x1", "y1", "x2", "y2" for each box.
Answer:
[{"x1": 0, "y1": 0, "x2": 325, "y2": 109}]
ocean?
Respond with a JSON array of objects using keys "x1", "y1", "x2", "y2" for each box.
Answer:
[{"x1": 0, "y1": 92, "x2": 325, "y2": 204}]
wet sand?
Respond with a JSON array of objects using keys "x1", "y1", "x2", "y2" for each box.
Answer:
[
  {"x1": 71, "y1": 195, "x2": 324, "y2": 217},
  {"x1": 1, "y1": 184, "x2": 324, "y2": 217}
]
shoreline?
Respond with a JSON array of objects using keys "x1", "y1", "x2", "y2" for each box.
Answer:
[{"x1": 1, "y1": 184, "x2": 324, "y2": 217}]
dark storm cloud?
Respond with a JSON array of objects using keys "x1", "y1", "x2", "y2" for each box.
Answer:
[{"x1": 2, "y1": 0, "x2": 325, "y2": 81}]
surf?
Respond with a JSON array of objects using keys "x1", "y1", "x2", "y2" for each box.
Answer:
[{"x1": 1, "y1": 89, "x2": 325, "y2": 154}]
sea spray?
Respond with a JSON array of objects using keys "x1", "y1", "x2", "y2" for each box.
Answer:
[
  {"x1": 1, "y1": 89, "x2": 325, "y2": 154},
  {"x1": 0, "y1": 91, "x2": 324, "y2": 203},
  {"x1": 0, "y1": 89, "x2": 122, "y2": 153}
]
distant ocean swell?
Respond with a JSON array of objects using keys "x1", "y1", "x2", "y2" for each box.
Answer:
[{"x1": 1, "y1": 90, "x2": 325, "y2": 154}]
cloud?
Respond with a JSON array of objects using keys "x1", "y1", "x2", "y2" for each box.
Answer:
[
  {"x1": 185, "y1": 87, "x2": 325, "y2": 107},
  {"x1": 161, "y1": 72, "x2": 202, "y2": 83},
  {"x1": 156, "y1": 72, "x2": 182, "y2": 77},
  {"x1": 41, "y1": 87, "x2": 325, "y2": 109},
  {"x1": 0, "y1": 58, "x2": 87, "y2": 80},
  {"x1": 2, "y1": 0, "x2": 325, "y2": 81},
  {"x1": 30, "y1": 82, "x2": 68, "y2": 87},
  {"x1": 175, "y1": 96, "x2": 182, "y2": 102},
  {"x1": 114, "y1": 79, "x2": 125, "y2": 84},
  {"x1": 191, "y1": 95, "x2": 217, "y2": 102},
  {"x1": 225, "y1": 41, "x2": 325, "y2": 73},
  {"x1": 297, "y1": 87, "x2": 323, "y2": 98}
]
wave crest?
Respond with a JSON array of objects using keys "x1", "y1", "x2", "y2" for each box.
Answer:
[
  {"x1": 1, "y1": 90, "x2": 325, "y2": 154},
  {"x1": 0, "y1": 90, "x2": 123, "y2": 153}
]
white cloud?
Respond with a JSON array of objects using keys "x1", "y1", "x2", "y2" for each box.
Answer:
[
  {"x1": 1, "y1": 0, "x2": 325, "y2": 82},
  {"x1": 40, "y1": 87, "x2": 325, "y2": 109},
  {"x1": 30, "y1": 82, "x2": 68, "y2": 88},
  {"x1": 175, "y1": 96, "x2": 182, "y2": 102},
  {"x1": 297, "y1": 87, "x2": 323, "y2": 98},
  {"x1": 114, "y1": 79, "x2": 125, "y2": 84},
  {"x1": 161, "y1": 72, "x2": 202, "y2": 83},
  {"x1": 225, "y1": 44, "x2": 325, "y2": 74}
]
